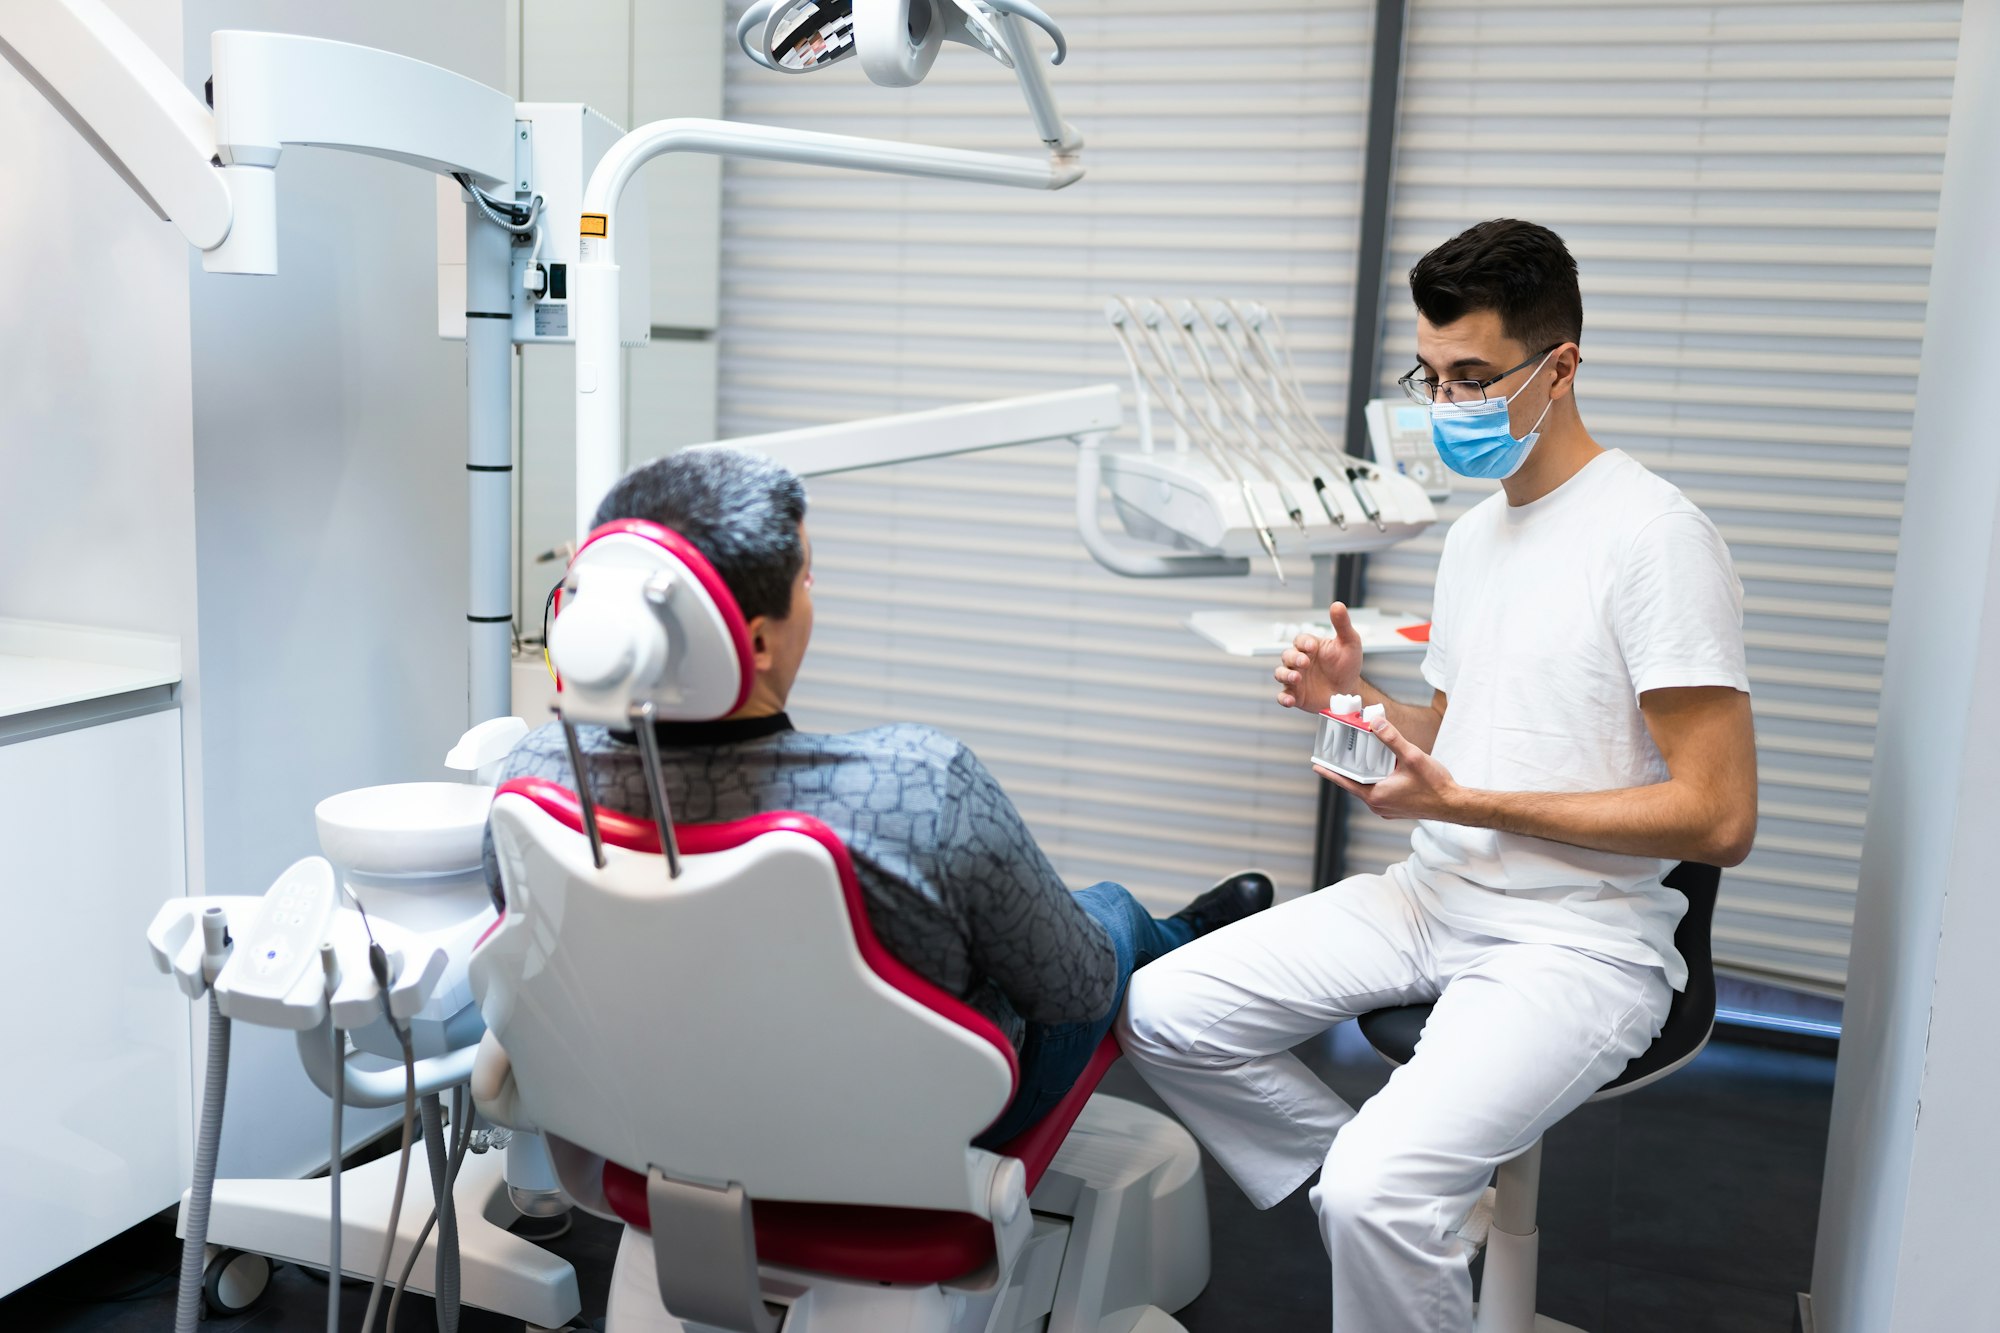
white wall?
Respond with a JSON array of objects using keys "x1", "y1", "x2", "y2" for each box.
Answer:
[
  {"x1": 0, "y1": 0, "x2": 204, "y2": 881},
  {"x1": 181, "y1": 0, "x2": 507, "y2": 1177},
  {"x1": 1810, "y1": 2, "x2": 1999, "y2": 1325},
  {"x1": 510, "y1": 0, "x2": 721, "y2": 640}
]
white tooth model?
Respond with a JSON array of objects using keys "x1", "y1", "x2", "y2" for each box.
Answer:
[{"x1": 1312, "y1": 697, "x2": 1396, "y2": 784}]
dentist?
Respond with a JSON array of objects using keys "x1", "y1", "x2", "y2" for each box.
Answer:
[{"x1": 1117, "y1": 218, "x2": 1758, "y2": 1332}]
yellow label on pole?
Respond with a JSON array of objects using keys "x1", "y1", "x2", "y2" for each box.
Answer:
[{"x1": 579, "y1": 213, "x2": 608, "y2": 237}]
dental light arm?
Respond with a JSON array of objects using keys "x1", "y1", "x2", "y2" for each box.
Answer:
[
  {"x1": 572, "y1": 117, "x2": 1084, "y2": 536},
  {"x1": 992, "y1": 9, "x2": 1079, "y2": 151}
]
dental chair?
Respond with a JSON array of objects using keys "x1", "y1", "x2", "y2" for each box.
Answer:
[
  {"x1": 1356, "y1": 860, "x2": 1720, "y2": 1333},
  {"x1": 467, "y1": 518, "x2": 1211, "y2": 1333}
]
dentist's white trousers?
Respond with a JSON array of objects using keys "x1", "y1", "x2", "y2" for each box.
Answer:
[{"x1": 1117, "y1": 867, "x2": 1670, "y2": 1333}]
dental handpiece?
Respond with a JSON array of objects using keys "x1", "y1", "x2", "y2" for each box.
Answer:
[
  {"x1": 1159, "y1": 302, "x2": 1310, "y2": 536},
  {"x1": 1197, "y1": 303, "x2": 1349, "y2": 530},
  {"x1": 1123, "y1": 302, "x2": 1291, "y2": 578},
  {"x1": 1125, "y1": 300, "x2": 1287, "y2": 493},
  {"x1": 1233, "y1": 301, "x2": 1386, "y2": 530},
  {"x1": 1108, "y1": 304, "x2": 1287, "y2": 582}
]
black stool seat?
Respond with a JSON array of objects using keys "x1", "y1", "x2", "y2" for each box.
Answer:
[{"x1": 1356, "y1": 863, "x2": 1720, "y2": 1096}]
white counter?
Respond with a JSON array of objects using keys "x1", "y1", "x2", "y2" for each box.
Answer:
[
  {"x1": 0, "y1": 618, "x2": 181, "y2": 719},
  {"x1": 0, "y1": 619, "x2": 189, "y2": 1296}
]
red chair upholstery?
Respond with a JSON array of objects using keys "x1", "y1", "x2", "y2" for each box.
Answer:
[{"x1": 601, "y1": 1033, "x2": 1123, "y2": 1285}]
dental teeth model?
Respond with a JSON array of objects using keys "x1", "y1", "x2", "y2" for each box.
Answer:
[{"x1": 1312, "y1": 696, "x2": 1396, "y2": 784}]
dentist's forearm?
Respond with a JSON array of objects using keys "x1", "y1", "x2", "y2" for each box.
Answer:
[
  {"x1": 1357, "y1": 678, "x2": 1444, "y2": 750},
  {"x1": 1444, "y1": 781, "x2": 1751, "y2": 867}
]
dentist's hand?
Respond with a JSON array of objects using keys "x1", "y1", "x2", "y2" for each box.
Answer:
[
  {"x1": 1317, "y1": 717, "x2": 1465, "y2": 824},
  {"x1": 1274, "y1": 602, "x2": 1364, "y2": 712}
]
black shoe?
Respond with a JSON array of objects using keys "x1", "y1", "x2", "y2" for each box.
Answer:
[{"x1": 1174, "y1": 870, "x2": 1275, "y2": 936}]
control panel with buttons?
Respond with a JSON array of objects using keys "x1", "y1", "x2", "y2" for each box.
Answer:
[
  {"x1": 214, "y1": 857, "x2": 341, "y2": 1029},
  {"x1": 1365, "y1": 398, "x2": 1451, "y2": 501}
]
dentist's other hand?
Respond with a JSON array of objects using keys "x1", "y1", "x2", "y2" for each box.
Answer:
[
  {"x1": 1275, "y1": 601, "x2": 1364, "y2": 712},
  {"x1": 1317, "y1": 717, "x2": 1464, "y2": 824}
]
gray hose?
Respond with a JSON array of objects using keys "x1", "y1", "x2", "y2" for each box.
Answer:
[
  {"x1": 359, "y1": 1029, "x2": 419, "y2": 1333},
  {"x1": 328, "y1": 1024, "x2": 344, "y2": 1333},
  {"x1": 388, "y1": 1086, "x2": 475, "y2": 1332},
  {"x1": 418, "y1": 1094, "x2": 462, "y2": 1333},
  {"x1": 175, "y1": 992, "x2": 231, "y2": 1333}
]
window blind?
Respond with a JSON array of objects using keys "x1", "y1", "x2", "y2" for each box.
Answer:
[
  {"x1": 1349, "y1": 0, "x2": 1959, "y2": 995},
  {"x1": 717, "y1": 0, "x2": 1379, "y2": 912}
]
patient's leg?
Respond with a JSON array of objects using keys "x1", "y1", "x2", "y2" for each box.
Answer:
[{"x1": 975, "y1": 876, "x2": 1270, "y2": 1146}]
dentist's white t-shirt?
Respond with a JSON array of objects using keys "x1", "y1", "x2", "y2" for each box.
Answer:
[{"x1": 1407, "y1": 448, "x2": 1748, "y2": 990}]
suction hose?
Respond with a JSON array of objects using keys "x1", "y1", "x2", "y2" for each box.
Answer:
[
  {"x1": 175, "y1": 991, "x2": 231, "y2": 1333},
  {"x1": 419, "y1": 1094, "x2": 462, "y2": 1333}
]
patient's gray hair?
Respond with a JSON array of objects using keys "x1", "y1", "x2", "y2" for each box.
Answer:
[{"x1": 593, "y1": 448, "x2": 809, "y2": 621}]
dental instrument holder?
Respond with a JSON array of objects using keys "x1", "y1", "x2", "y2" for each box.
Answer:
[
  {"x1": 1095, "y1": 298, "x2": 1435, "y2": 577},
  {"x1": 1312, "y1": 699, "x2": 1395, "y2": 785},
  {"x1": 147, "y1": 889, "x2": 462, "y2": 1103}
]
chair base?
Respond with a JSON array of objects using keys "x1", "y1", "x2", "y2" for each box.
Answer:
[
  {"x1": 187, "y1": 1142, "x2": 582, "y2": 1329},
  {"x1": 605, "y1": 1094, "x2": 1209, "y2": 1333}
]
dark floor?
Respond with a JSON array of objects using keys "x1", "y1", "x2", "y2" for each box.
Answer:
[{"x1": 3, "y1": 1028, "x2": 1833, "y2": 1333}]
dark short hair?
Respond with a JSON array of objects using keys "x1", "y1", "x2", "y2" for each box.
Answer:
[
  {"x1": 1408, "y1": 219, "x2": 1583, "y2": 354},
  {"x1": 593, "y1": 448, "x2": 808, "y2": 621}
]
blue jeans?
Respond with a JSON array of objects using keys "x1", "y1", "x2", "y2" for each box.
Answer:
[{"x1": 974, "y1": 882, "x2": 1196, "y2": 1148}]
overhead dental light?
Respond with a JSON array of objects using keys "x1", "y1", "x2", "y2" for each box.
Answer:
[
  {"x1": 737, "y1": 0, "x2": 1077, "y2": 145},
  {"x1": 741, "y1": 0, "x2": 1065, "y2": 79}
]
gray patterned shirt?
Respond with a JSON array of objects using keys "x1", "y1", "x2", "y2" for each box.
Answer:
[{"x1": 483, "y1": 715, "x2": 1117, "y2": 1048}]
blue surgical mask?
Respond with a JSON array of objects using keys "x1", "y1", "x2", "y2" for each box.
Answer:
[{"x1": 1428, "y1": 351, "x2": 1558, "y2": 480}]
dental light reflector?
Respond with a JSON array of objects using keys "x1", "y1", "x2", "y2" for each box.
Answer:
[
  {"x1": 739, "y1": 0, "x2": 1070, "y2": 87},
  {"x1": 767, "y1": 0, "x2": 856, "y2": 71}
]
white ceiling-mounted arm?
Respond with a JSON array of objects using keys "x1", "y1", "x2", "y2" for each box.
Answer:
[
  {"x1": 204, "y1": 30, "x2": 517, "y2": 274},
  {"x1": 571, "y1": 117, "x2": 1083, "y2": 536},
  {"x1": 673, "y1": 384, "x2": 1251, "y2": 579},
  {"x1": 702, "y1": 384, "x2": 1121, "y2": 478},
  {"x1": 0, "y1": 0, "x2": 232, "y2": 250}
]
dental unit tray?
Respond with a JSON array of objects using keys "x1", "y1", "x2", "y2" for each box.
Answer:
[
  {"x1": 1312, "y1": 697, "x2": 1395, "y2": 784},
  {"x1": 1102, "y1": 298, "x2": 1435, "y2": 582}
]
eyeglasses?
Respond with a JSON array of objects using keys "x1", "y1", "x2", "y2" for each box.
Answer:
[{"x1": 1398, "y1": 345, "x2": 1562, "y2": 410}]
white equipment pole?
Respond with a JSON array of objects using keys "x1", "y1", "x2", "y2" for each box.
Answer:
[
  {"x1": 464, "y1": 203, "x2": 515, "y2": 724},
  {"x1": 571, "y1": 118, "x2": 1083, "y2": 538}
]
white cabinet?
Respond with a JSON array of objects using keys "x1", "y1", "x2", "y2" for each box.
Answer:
[{"x1": 0, "y1": 707, "x2": 192, "y2": 1296}]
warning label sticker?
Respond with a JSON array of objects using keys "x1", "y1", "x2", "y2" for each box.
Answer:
[
  {"x1": 535, "y1": 303, "x2": 569, "y2": 338},
  {"x1": 579, "y1": 213, "x2": 608, "y2": 237}
]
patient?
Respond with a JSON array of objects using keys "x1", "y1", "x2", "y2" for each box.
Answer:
[{"x1": 487, "y1": 447, "x2": 1273, "y2": 1145}]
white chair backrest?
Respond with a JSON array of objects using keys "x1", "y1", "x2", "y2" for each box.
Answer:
[{"x1": 471, "y1": 782, "x2": 1018, "y2": 1217}]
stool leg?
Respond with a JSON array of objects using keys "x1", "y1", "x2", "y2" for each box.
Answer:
[{"x1": 1475, "y1": 1139, "x2": 1542, "y2": 1333}]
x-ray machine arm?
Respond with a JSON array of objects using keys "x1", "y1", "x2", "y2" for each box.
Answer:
[
  {"x1": 0, "y1": 2, "x2": 516, "y2": 272},
  {"x1": 1, "y1": 1, "x2": 530, "y2": 722}
]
